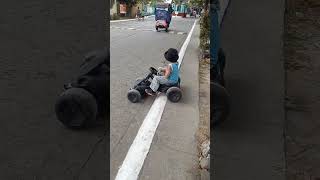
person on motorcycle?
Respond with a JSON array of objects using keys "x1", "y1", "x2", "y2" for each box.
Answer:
[{"x1": 145, "y1": 48, "x2": 180, "y2": 96}]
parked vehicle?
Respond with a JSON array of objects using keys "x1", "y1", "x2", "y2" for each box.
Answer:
[{"x1": 155, "y1": 3, "x2": 173, "y2": 32}]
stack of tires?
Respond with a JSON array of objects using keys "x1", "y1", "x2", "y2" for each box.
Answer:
[{"x1": 55, "y1": 49, "x2": 109, "y2": 129}]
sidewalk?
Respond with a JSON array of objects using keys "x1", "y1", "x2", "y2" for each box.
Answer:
[
  {"x1": 213, "y1": 0, "x2": 286, "y2": 179},
  {"x1": 138, "y1": 22, "x2": 201, "y2": 180}
]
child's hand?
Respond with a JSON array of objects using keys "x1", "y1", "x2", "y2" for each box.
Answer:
[{"x1": 158, "y1": 67, "x2": 164, "y2": 72}]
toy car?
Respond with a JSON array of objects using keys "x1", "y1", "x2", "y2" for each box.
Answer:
[
  {"x1": 127, "y1": 67, "x2": 182, "y2": 103},
  {"x1": 55, "y1": 49, "x2": 109, "y2": 129}
]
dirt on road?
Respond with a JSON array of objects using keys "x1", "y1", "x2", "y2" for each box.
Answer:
[{"x1": 284, "y1": 0, "x2": 320, "y2": 179}]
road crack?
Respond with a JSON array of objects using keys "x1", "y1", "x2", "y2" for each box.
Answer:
[{"x1": 73, "y1": 131, "x2": 107, "y2": 180}]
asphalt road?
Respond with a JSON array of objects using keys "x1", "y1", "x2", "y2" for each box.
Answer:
[
  {"x1": 0, "y1": 1, "x2": 107, "y2": 179},
  {"x1": 110, "y1": 17, "x2": 199, "y2": 179},
  {"x1": 213, "y1": 0, "x2": 286, "y2": 179}
]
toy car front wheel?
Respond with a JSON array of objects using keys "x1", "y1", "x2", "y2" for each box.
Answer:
[
  {"x1": 127, "y1": 89, "x2": 141, "y2": 103},
  {"x1": 166, "y1": 87, "x2": 182, "y2": 103},
  {"x1": 55, "y1": 88, "x2": 98, "y2": 129},
  {"x1": 156, "y1": 27, "x2": 159, "y2": 31},
  {"x1": 165, "y1": 28, "x2": 168, "y2": 32}
]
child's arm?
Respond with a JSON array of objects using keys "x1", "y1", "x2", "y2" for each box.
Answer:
[{"x1": 164, "y1": 64, "x2": 171, "y2": 79}]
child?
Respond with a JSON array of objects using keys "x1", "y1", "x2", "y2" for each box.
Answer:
[{"x1": 145, "y1": 48, "x2": 180, "y2": 96}]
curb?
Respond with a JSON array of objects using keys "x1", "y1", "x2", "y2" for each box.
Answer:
[{"x1": 197, "y1": 0, "x2": 230, "y2": 177}]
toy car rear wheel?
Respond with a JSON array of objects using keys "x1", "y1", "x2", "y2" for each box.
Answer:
[
  {"x1": 211, "y1": 82, "x2": 230, "y2": 127},
  {"x1": 156, "y1": 27, "x2": 159, "y2": 31},
  {"x1": 55, "y1": 88, "x2": 98, "y2": 129},
  {"x1": 127, "y1": 89, "x2": 141, "y2": 103},
  {"x1": 166, "y1": 87, "x2": 182, "y2": 103},
  {"x1": 165, "y1": 28, "x2": 168, "y2": 32}
]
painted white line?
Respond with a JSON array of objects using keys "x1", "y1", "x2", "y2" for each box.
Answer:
[
  {"x1": 128, "y1": 27, "x2": 135, "y2": 30},
  {"x1": 177, "y1": 20, "x2": 197, "y2": 68},
  {"x1": 110, "y1": 19, "x2": 136, "y2": 23},
  {"x1": 114, "y1": 19, "x2": 198, "y2": 180},
  {"x1": 110, "y1": 15, "x2": 154, "y2": 23}
]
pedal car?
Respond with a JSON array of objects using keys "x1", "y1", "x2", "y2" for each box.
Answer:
[
  {"x1": 127, "y1": 67, "x2": 182, "y2": 103},
  {"x1": 55, "y1": 49, "x2": 109, "y2": 129}
]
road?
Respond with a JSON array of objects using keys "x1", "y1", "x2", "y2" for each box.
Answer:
[
  {"x1": 213, "y1": 0, "x2": 285, "y2": 179},
  {"x1": 0, "y1": 1, "x2": 107, "y2": 179},
  {"x1": 110, "y1": 17, "x2": 200, "y2": 179}
]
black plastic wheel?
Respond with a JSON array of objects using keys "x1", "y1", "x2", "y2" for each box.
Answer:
[
  {"x1": 127, "y1": 89, "x2": 141, "y2": 103},
  {"x1": 156, "y1": 27, "x2": 159, "y2": 31},
  {"x1": 55, "y1": 88, "x2": 97, "y2": 129},
  {"x1": 165, "y1": 28, "x2": 168, "y2": 32},
  {"x1": 166, "y1": 87, "x2": 182, "y2": 103},
  {"x1": 211, "y1": 82, "x2": 230, "y2": 127}
]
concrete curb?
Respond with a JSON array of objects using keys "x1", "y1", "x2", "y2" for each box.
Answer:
[{"x1": 197, "y1": 0, "x2": 230, "y2": 178}]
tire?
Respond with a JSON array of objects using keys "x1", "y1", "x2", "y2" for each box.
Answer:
[
  {"x1": 55, "y1": 88, "x2": 97, "y2": 129},
  {"x1": 127, "y1": 89, "x2": 141, "y2": 103},
  {"x1": 166, "y1": 87, "x2": 182, "y2": 103},
  {"x1": 211, "y1": 82, "x2": 230, "y2": 127},
  {"x1": 165, "y1": 28, "x2": 168, "y2": 32}
]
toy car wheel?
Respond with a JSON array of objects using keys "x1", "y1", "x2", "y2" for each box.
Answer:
[
  {"x1": 211, "y1": 82, "x2": 230, "y2": 127},
  {"x1": 156, "y1": 27, "x2": 159, "y2": 31},
  {"x1": 55, "y1": 88, "x2": 98, "y2": 129},
  {"x1": 165, "y1": 28, "x2": 168, "y2": 32},
  {"x1": 127, "y1": 89, "x2": 141, "y2": 103},
  {"x1": 166, "y1": 87, "x2": 182, "y2": 103}
]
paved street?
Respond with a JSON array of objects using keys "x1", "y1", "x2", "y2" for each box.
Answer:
[
  {"x1": 213, "y1": 0, "x2": 285, "y2": 179},
  {"x1": 110, "y1": 17, "x2": 200, "y2": 179}
]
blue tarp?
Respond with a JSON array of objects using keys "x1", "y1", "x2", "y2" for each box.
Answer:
[{"x1": 155, "y1": 9, "x2": 171, "y2": 24}]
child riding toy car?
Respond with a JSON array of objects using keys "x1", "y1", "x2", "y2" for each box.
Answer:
[{"x1": 127, "y1": 48, "x2": 182, "y2": 103}]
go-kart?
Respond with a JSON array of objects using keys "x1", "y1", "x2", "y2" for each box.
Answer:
[
  {"x1": 127, "y1": 67, "x2": 182, "y2": 103},
  {"x1": 55, "y1": 49, "x2": 109, "y2": 129}
]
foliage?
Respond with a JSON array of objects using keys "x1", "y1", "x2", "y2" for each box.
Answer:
[
  {"x1": 199, "y1": 10, "x2": 210, "y2": 51},
  {"x1": 111, "y1": 13, "x2": 120, "y2": 20}
]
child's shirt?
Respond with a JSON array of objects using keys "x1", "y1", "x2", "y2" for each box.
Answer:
[{"x1": 167, "y1": 63, "x2": 179, "y2": 83}]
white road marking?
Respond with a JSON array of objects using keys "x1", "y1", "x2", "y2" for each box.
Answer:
[
  {"x1": 110, "y1": 15, "x2": 154, "y2": 23},
  {"x1": 111, "y1": 26, "x2": 187, "y2": 35},
  {"x1": 114, "y1": 19, "x2": 198, "y2": 180}
]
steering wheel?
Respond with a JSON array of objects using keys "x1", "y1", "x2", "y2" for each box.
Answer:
[{"x1": 149, "y1": 67, "x2": 157, "y2": 75}]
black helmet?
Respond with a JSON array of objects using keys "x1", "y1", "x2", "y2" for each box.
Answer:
[{"x1": 164, "y1": 48, "x2": 179, "y2": 63}]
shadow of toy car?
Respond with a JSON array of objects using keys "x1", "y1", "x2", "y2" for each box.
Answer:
[
  {"x1": 55, "y1": 49, "x2": 109, "y2": 129},
  {"x1": 127, "y1": 67, "x2": 182, "y2": 103}
]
